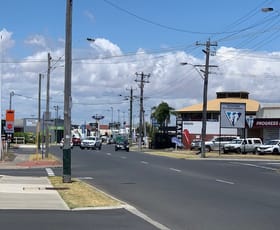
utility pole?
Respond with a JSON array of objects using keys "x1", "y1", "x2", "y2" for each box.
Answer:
[
  {"x1": 135, "y1": 72, "x2": 150, "y2": 151},
  {"x1": 53, "y1": 105, "x2": 59, "y2": 143},
  {"x1": 120, "y1": 87, "x2": 137, "y2": 140},
  {"x1": 63, "y1": 0, "x2": 72, "y2": 183},
  {"x1": 37, "y1": 73, "x2": 42, "y2": 154},
  {"x1": 129, "y1": 87, "x2": 134, "y2": 140},
  {"x1": 196, "y1": 39, "x2": 217, "y2": 158},
  {"x1": 45, "y1": 52, "x2": 51, "y2": 158}
]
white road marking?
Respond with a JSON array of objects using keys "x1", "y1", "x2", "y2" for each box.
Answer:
[
  {"x1": 45, "y1": 168, "x2": 55, "y2": 177},
  {"x1": 233, "y1": 162, "x2": 277, "y2": 171},
  {"x1": 216, "y1": 179, "x2": 234, "y2": 185},
  {"x1": 169, "y1": 168, "x2": 181, "y2": 173},
  {"x1": 121, "y1": 156, "x2": 127, "y2": 159},
  {"x1": 106, "y1": 153, "x2": 112, "y2": 156},
  {"x1": 141, "y1": 161, "x2": 149, "y2": 164},
  {"x1": 125, "y1": 204, "x2": 171, "y2": 230}
]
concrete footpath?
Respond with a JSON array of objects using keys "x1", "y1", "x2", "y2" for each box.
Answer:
[
  {"x1": 0, "y1": 175, "x2": 69, "y2": 210},
  {"x1": 0, "y1": 146, "x2": 67, "y2": 210}
]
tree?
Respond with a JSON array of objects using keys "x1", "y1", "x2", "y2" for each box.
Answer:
[{"x1": 151, "y1": 102, "x2": 175, "y2": 132}]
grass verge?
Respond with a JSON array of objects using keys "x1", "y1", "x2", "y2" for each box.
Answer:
[
  {"x1": 49, "y1": 176, "x2": 122, "y2": 209},
  {"x1": 141, "y1": 148, "x2": 280, "y2": 160}
]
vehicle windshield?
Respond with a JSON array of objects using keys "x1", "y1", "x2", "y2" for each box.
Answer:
[
  {"x1": 264, "y1": 140, "x2": 279, "y2": 145},
  {"x1": 231, "y1": 139, "x2": 242, "y2": 144}
]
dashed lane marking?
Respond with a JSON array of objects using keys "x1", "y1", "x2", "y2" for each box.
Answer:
[
  {"x1": 141, "y1": 161, "x2": 149, "y2": 164},
  {"x1": 169, "y1": 168, "x2": 181, "y2": 173},
  {"x1": 106, "y1": 153, "x2": 112, "y2": 156},
  {"x1": 216, "y1": 179, "x2": 234, "y2": 185}
]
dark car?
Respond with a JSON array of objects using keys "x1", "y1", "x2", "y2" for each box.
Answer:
[{"x1": 115, "y1": 136, "x2": 129, "y2": 152}]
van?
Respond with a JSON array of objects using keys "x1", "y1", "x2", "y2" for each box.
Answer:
[{"x1": 223, "y1": 138, "x2": 262, "y2": 154}]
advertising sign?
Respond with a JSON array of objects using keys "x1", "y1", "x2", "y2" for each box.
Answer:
[
  {"x1": 220, "y1": 103, "x2": 246, "y2": 128},
  {"x1": 5, "y1": 110, "x2": 15, "y2": 134}
]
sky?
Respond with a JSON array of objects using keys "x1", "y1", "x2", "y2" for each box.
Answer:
[{"x1": 1, "y1": 0, "x2": 280, "y2": 126}]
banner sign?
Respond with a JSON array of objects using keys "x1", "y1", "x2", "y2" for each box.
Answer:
[{"x1": 220, "y1": 103, "x2": 246, "y2": 128}]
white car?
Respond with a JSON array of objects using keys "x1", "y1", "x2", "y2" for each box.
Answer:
[
  {"x1": 257, "y1": 139, "x2": 280, "y2": 155},
  {"x1": 80, "y1": 136, "x2": 102, "y2": 150}
]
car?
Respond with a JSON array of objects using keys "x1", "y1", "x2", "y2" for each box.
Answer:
[
  {"x1": 257, "y1": 139, "x2": 280, "y2": 155},
  {"x1": 115, "y1": 135, "x2": 129, "y2": 152},
  {"x1": 72, "y1": 136, "x2": 81, "y2": 146},
  {"x1": 204, "y1": 136, "x2": 239, "y2": 152},
  {"x1": 80, "y1": 136, "x2": 102, "y2": 150},
  {"x1": 59, "y1": 138, "x2": 73, "y2": 149},
  {"x1": 190, "y1": 139, "x2": 201, "y2": 151},
  {"x1": 223, "y1": 138, "x2": 262, "y2": 154}
]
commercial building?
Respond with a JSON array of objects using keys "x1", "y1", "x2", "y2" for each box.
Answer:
[{"x1": 176, "y1": 91, "x2": 280, "y2": 148}]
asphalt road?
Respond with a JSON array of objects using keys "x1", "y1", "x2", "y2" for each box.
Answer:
[
  {"x1": 0, "y1": 209, "x2": 158, "y2": 230},
  {"x1": 49, "y1": 144, "x2": 280, "y2": 230}
]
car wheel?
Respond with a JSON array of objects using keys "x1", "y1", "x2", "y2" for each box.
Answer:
[
  {"x1": 236, "y1": 148, "x2": 241, "y2": 154},
  {"x1": 273, "y1": 148, "x2": 279, "y2": 154},
  {"x1": 205, "y1": 146, "x2": 211, "y2": 152},
  {"x1": 252, "y1": 148, "x2": 257, "y2": 154}
]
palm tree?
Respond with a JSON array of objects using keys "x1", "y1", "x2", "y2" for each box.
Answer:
[{"x1": 151, "y1": 102, "x2": 175, "y2": 132}]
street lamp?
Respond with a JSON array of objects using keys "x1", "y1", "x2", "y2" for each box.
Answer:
[
  {"x1": 87, "y1": 37, "x2": 95, "y2": 42},
  {"x1": 262, "y1": 7, "x2": 274, "y2": 12}
]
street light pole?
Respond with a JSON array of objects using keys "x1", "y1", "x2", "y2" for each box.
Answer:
[
  {"x1": 181, "y1": 39, "x2": 217, "y2": 158},
  {"x1": 9, "y1": 91, "x2": 14, "y2": 110},
  {"x1": 45, "y1": 52, "x2": 51, "y2": 158},
  {"x1": 63, "y1": 0, "x2": 73, "y2": 183}
]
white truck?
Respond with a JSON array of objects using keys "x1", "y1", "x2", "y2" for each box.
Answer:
[{"x1": 223, "y1": 138, "x2": 262, "y2": 154}]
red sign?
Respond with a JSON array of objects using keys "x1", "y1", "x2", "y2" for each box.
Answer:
[{"x1": 5, "y1": 121, "x2": 14, "y2": 133}]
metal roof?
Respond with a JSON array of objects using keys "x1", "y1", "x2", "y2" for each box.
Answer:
[{"x1": 176, "y1": 98, "x2": 260, "y2": 113}]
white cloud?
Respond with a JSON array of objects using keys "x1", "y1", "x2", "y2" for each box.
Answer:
[
  {"x1": 24, "y1": 34, "x2": 47, "y2": 48},
  {"x1": 0, "y1": 28, "x2": 15, "y2": 54},
  {"x1": 1, "y1": 29, "x2": 280, "y2": 125}
]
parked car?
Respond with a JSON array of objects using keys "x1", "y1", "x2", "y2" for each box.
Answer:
[
  {"x1": 257, "y1": 139, "x2": 280, "y2": 155},
  {"x1": 115, "y1": 135, "x2": 129, "y2": 152},
  {"x1": 59, "y1": 138, "x2": 73, "y2": 149},
  {"x1": 204, "y1": 136, "x2": 239, "y2": 152},
  {"x1": 190, "y1": 139, "x2": 201, "y2": 151},
  {"x1": 223, "y1": 138, "x2": 262, "y2": 154},
  {"x1": 80, "y1": 136, "x2": 102, "y2": 150}
]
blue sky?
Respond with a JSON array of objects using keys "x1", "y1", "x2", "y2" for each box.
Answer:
[{"x1": 1, "y1": 0, "x2": 280, "y2": 125}]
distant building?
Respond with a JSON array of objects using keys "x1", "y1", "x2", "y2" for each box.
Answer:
[{"x1": 176, "y1": 91, "x2": 280, "y2": 148}]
